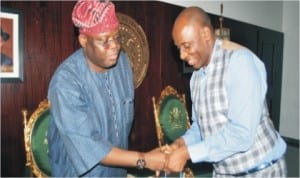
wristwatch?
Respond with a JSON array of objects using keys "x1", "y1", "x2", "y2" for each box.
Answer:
[{"x1": 136, "y1": 153, "x2": 146, "y2": 170}]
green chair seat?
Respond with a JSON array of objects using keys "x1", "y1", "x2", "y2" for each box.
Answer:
[
  {"x1": 159, "y1": 95, "x2": 189, "y2": 143},
  {"x1": 31, "y1": 108, "x2": 51, "y2": 176}
]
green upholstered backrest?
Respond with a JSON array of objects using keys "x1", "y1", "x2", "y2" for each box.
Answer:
[
  {"x1": 31, "y1": 108, "x2": 51, "y2": 176},
  {"x1": 159, "y1": 95, "x2": 188, "y2": 144}
]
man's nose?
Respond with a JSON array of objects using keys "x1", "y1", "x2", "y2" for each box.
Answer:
[
  {"x1": 180, "y1": 49, "x2": 188, "y2": 61},
  {"x1": 108, "y1": 39, "x2": 121, "y2": 49}
]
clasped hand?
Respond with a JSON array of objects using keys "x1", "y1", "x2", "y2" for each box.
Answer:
[{"x1": 145, "y1": 140, "x2": 189, "y2": 176}]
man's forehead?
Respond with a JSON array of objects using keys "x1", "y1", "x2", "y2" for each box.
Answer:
[
  {"x1": 87, "y1": 29, "x2": 120, "y2": 39},
  {"x1": 174, "y1": 24, "x2": 197, "y2": 40}
]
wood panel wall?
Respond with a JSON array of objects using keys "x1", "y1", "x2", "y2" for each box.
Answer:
[
  {"x1": 1, "y1": 1, "x2": 189, "y2": 176},
  {"x1": 115, "y1": 1, "x2": 190, "y2": 152}
]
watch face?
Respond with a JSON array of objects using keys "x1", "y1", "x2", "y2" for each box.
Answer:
[{"x1": 137, "y1": 159, "x2": 146, "y2": 170}]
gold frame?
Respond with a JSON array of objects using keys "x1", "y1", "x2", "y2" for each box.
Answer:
[
  {"x1": 22, "y1": 99, "x2": 50, "y2": 177},
  {"x1": 152, "y1": 85, "x2": 190, "y2": 147},
  {"x1": 152, "y1": 86, "x2": 194, "y2": 177}
]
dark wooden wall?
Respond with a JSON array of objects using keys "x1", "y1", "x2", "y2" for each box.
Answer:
[
  {"x1": 1, "y1": 1, "x2": 190, "y2": 176},
  {"x1": 1, "y1": 1, "x2": 76, "y2": 176},
  {"x1": 114, "y1": 1, "x2": 190, "y2": 151}
]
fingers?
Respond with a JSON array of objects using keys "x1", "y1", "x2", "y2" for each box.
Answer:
[
  {"x1": 154, "y1": 145, "x2": 170, "y2": 177},
  {"x1": 160, "y1": 144, "x2": 172, "y2": 154},
  {"x1": 165, "y1": 146, "x2": 188, "y2": 173},
  {"x1": 153, "y1": 143, "x2": 184, "y2": 176}
]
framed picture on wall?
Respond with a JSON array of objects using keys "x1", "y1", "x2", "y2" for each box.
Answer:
[{"x1": 0, "y1": 8, "x2": 23, "y2": 83}]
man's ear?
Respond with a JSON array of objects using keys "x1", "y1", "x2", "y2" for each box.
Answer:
[
  {"x1": 200, "y1": 26, "x2": 212, "y2": 41},
  {"x1": 78, "y1": 34, "x2": 87, "y2": 48}
]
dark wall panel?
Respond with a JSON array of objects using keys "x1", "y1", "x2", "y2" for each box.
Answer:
[
  {"x1": 1, "y1": 1, "x2": 77, "y2": 176},
  {"x1": 115, "y1": 2, "x2": 187, "y2": 152}
]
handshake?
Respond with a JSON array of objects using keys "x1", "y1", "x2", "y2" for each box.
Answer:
[{"x1": 142, "y1": 138, "x2": 191, "y2": 177}]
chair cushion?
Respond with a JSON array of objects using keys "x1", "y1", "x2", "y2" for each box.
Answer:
[
  {"x1": 159, "y1": 95, "x2": 188, "y2": 143},
  {"x1": 31, "y1": 109, "x2": 51, "y2": 176}
]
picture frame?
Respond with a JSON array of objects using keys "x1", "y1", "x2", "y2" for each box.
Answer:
[{"x1": 0, "y1": 8, "x2": 23, "y2": 83}]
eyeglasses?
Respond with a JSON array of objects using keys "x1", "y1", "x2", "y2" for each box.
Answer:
[{"x1": 97, "y1": 34, "x2": 123, "y2": 49}]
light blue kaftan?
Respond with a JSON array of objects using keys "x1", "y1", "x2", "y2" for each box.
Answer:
[{"x1": 47, "y1": 49, "x2": 134, "y2": 177}]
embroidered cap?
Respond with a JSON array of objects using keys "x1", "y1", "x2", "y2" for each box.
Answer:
[{"x1": 72, "y1": 0, "x2": 119, "y2": 35}]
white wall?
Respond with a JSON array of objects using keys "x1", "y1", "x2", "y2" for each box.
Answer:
[
  {"x1": 160, "y1": 1, "x2": 283, "y2": 31},
  {"x1": 280, "y1": 1, "x2": 299, "y2": 140},
  {"x1": 160, "y1": 0, "x2": 299, "y2": 140}
]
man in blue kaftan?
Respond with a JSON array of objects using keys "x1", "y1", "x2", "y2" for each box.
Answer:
[{"x1": 47, "y1": 0, "x2": 166, "y2": 177}]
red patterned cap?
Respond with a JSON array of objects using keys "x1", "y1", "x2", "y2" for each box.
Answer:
[{"x1": 72, "y1": 0, "x2": 119, "y2": 35}]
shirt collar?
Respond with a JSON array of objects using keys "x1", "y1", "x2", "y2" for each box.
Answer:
[{"x1": 198, "y1": 38, "x2": 221, "y2": 76}]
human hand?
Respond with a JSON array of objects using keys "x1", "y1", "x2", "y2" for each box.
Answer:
[
  {"x1": 159, "y1": 138, "x2": 185, "y2": 155},
  {"x1": 164, "y1": 145, "x2": 189, "y2": 173},
  {"x1": 170, "y1": 138, "x2": 185, "y2": 150},
  {"x1": 160, "y1": 144, "x2": 173, "y2": 154},
  {"x1": 144, "y1": 147, "x2": 167, "y2": 172},
  {"x1": 156, "y1": 142, "x2": 186, "y2": 176},
  {"x1": 153, "y1": 144, "x2": 172, "y2": 177}
]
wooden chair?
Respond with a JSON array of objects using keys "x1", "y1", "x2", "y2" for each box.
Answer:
[
  {"x1": 22, "y1": 99, "x2": 51, "y2": 177},
  {"x1": 152, "y1": 85, "x2": 194, "y2": 177}
]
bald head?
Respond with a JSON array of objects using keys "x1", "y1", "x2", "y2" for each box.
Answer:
[
  {"x1": 171, "y1": 6, "x2": 216, "y2": 69},
  {"x1": 173, "y1": 7, "x2": 213, "y2": 33}
]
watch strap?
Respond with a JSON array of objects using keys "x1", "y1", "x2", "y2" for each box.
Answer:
[{"x1": 136, "y1": 153, "x2": 146, "y2": 170}]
